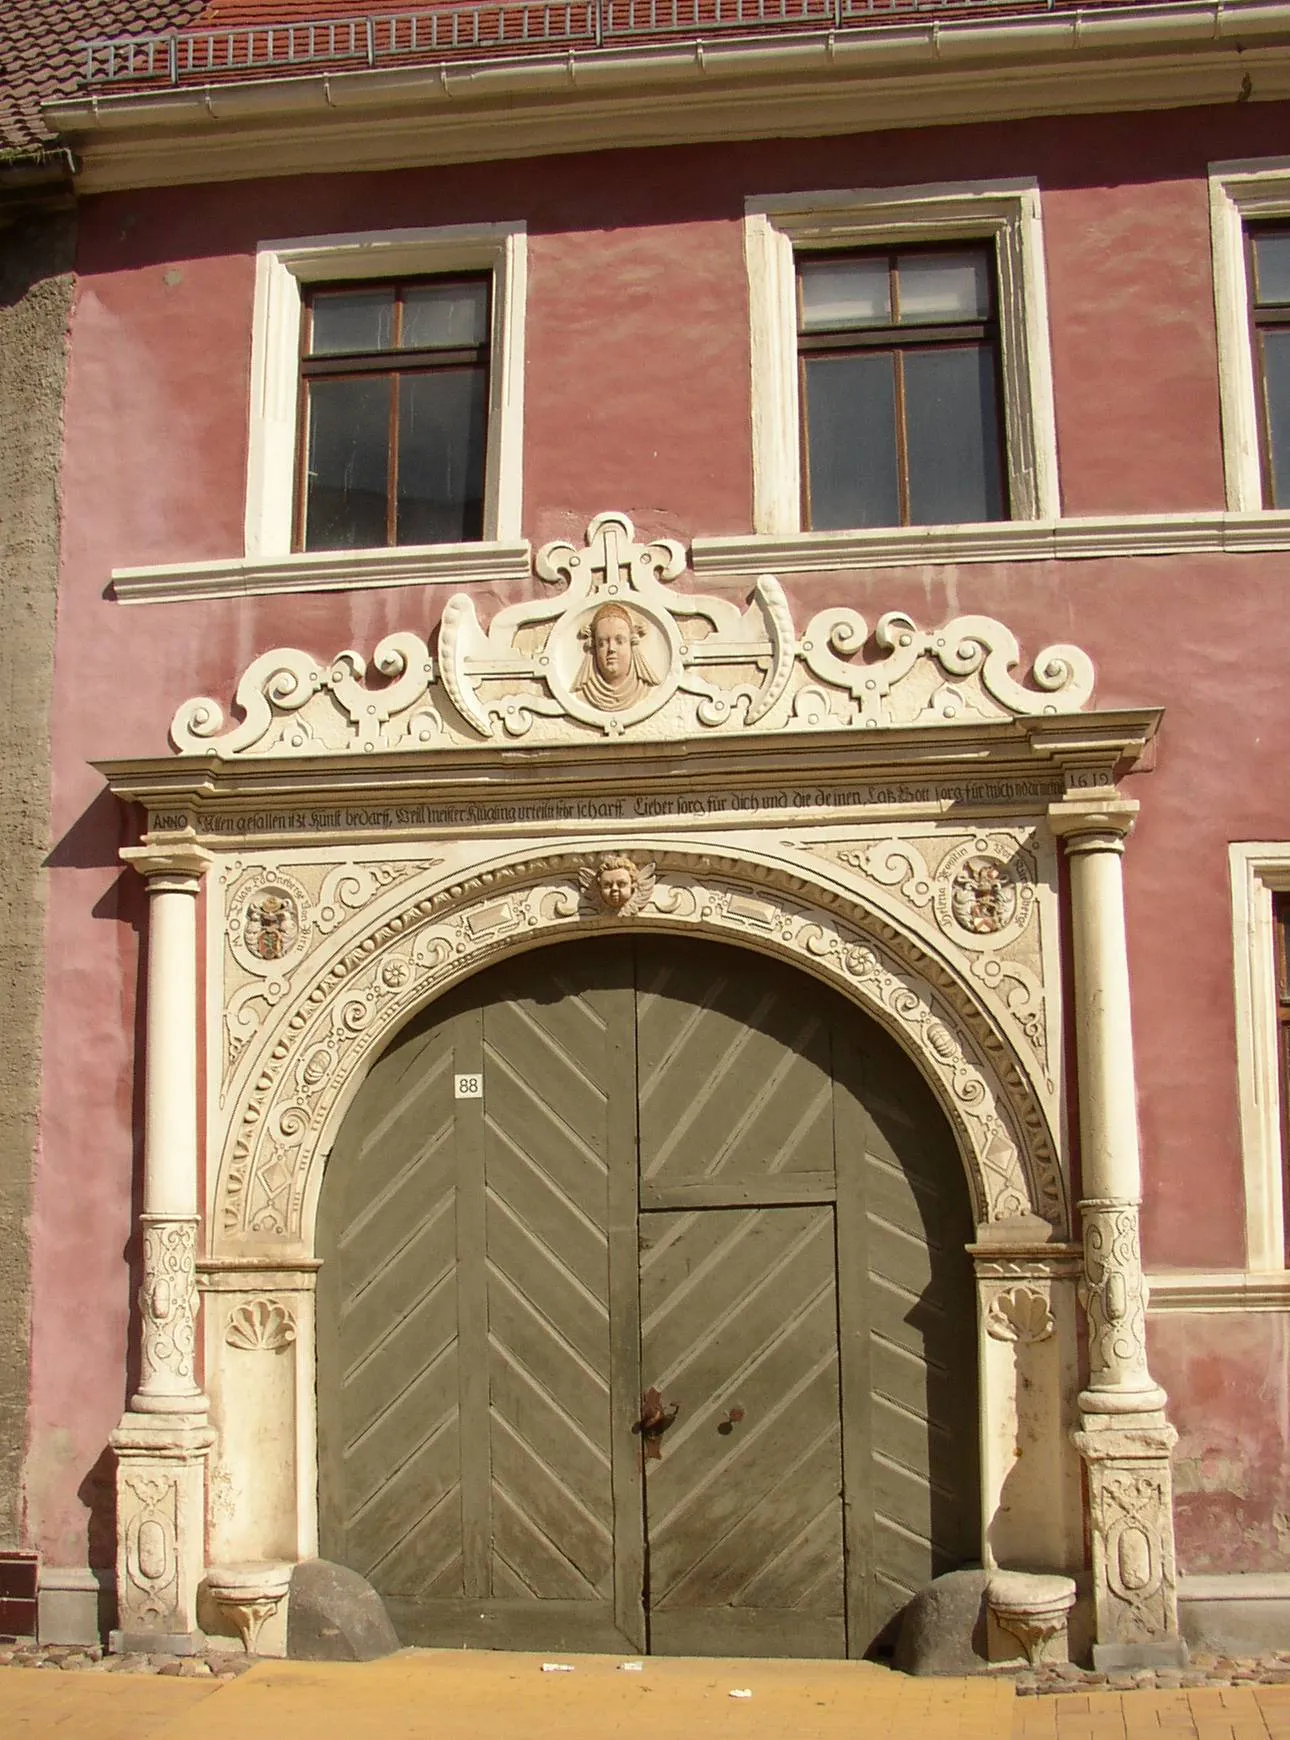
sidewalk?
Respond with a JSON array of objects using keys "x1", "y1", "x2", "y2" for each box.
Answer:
[{"x1": 4, "y1": 1649, "x2": 1290, "y2": 1740}]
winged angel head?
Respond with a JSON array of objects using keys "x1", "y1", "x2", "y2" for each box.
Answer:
[{"x1": 579, "y1": 853, "x2": 656, "y2": 917}]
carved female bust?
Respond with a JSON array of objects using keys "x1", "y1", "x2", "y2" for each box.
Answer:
[{"x1": 572, "y1": 602, "x2": 660, "y2": 713}]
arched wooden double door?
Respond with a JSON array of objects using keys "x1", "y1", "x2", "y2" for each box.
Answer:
[{"x1": 317, "y1": 935, "x2": 979, "y2": 1657}]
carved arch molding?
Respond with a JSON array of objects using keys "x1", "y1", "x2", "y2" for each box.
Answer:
[{"x1": 211, "y1": 843, "x2": 1068, "y2": 1260}]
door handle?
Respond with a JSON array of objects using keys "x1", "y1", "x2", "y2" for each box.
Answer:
[{"x1": 633, "y1": 1387, "x2": 679, "y2": 1458}]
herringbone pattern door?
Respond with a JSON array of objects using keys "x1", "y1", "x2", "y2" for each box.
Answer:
[{"x1": 317, "y1": 933, "x2": 977, "y2": 1657}]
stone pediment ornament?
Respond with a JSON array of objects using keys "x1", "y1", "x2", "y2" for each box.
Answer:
[{"x1": 168, "y1": 512, "x2": 1096, "y2": 757}]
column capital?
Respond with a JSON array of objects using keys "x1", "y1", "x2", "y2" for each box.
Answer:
[
  {"x1": 1047, "y1": 798, "x2": 1138, "y2": 854},
  {"x1": 121, "y1": 843, "x2": 213, "y2": 889}
]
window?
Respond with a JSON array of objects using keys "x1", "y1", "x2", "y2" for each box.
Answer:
[
  {"x1": 1246, "y1": 227, "x2": 1290, "y2": 508},
  {"x1": 1229, "y1": 844, "x2": 1290, "y2": 1272},
  {"x1": 245, "y1": 224, "x2": 526, "y2": 561},
  {"x1": 299, "y1": 276, "x2": 491, "y2": 551},
  {"x1": 745, "y1": 181, "x2": 1058, "y2": 538},
  {"x1": 1208, "y1": 161, "x2": 1290, "y2": 513},
  {"x1": 796, "y1": 245, "x2": 1006, "y2": 530},
  {"x1": 1274, "y1": 892, "x2": 1290, "y2": 1258}
]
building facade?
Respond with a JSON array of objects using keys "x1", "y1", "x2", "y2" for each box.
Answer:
[{"x1": 7, "y1": 0, "x2": 1290, "y2": 1664}]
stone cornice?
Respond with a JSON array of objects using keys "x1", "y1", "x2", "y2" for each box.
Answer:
[
  {"x1": 42, "y1": 14, "x2": 1290, "y2": 194},
  {"x1": 691, "y1": 510, "x2": 1290, "y2": 578},
  {"x1": 97, "y1": 707, "x2": 1161, "y2": 830},
  {"x1": 111, "y1": 539, "x2": 532, "y2": 606}
]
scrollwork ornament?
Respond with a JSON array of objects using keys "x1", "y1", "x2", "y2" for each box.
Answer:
[
  {"x1": 137, "y1": 1218, "x2": 199, "y2": 1393},
  {"x1": 169, "y1": 514, "x2": 1096, "y2": 757},
  {"x1": 1080, "y1": 1200, "x2": 1151, "y2": 1390}
]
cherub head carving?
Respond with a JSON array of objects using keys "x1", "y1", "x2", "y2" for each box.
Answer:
[
  {"x1": 572, "y1": 603, "x2": 661, "y2": 713},
  {"x1": 579, "y1": 853, "x2": 656, "y2": 917}
]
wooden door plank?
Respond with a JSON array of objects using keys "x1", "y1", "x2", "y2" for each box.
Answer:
[
  {"x1": 832, "y1": 1038, "x2": 877, "y2": 1658},
  {"x1": 640, "y1": 1203, "x2": 844, "y2": 1655},
  {"x1": 455, "y1": 1001, "x2": 492, "y2": 1601},
  {"x1": 607, "y1": 948, "x2": 646, "y2": 1653}
]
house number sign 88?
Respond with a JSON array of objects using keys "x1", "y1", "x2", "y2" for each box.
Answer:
[{"x1": 454, "y1": 1073, "x2": 484, "y2": 1099}]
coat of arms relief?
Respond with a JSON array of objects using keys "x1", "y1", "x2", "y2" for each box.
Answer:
[{"x1": 169, "y1": 511, "x2": 1095, "y2": 757}]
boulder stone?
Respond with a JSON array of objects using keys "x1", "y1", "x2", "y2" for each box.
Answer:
[
  {"x1": 286, "y1": 1560, "x2": 400, "y2": 1662},
  {"x1": 893, "y1": 1568, "x2": 991, "y2": 1676}
]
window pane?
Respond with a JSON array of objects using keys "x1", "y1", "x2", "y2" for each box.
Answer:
[
  {"x1": 402, "y1": 281, "x2": 490, "y2": 350},
  {"x1": 309, "y1": 290, "x2": 395, "y2": 356},
  {"x1": 1253, "y1": 232, "x2": 1290, "y2": 307},
  {"x1": 1262, "y1": 330, "x2": 1290, "y2": 507},
  {"x1": 896, "y1": 250, "x2": 992, "y2": 324},
  {"x1": 799, "y1": 258, "x2": 891, "y2": 331},
  {"x1": 803, "y1": 352, "x2": 900, "y2": 529},
  {"x1": 397, "y1": 366, "x2": 487, "y2": 544},
  {"x1": 304, "y1": 375, "x2": 391, "y2": 549},
  {"x1": 903, "y1": 345, "x2": 1004, "y2": 525}
]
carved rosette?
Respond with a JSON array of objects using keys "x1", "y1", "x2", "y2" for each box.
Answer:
[
  {"x1": 212, "y1": 851, "x2": 1065, "y2": 1253},
  {"x1": 137, "y1": 1217, "x2": 200, "y2": 1402},
  {"x1": 1079, "y1": 1199, "x2": 1151, "y2": 1394}
]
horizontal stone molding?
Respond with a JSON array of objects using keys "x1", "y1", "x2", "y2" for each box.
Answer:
[
  {"x1": 1145, "y1": 1270, "x2": 1290, "y2": 1312},
  {"x1": 111, "y1": 540, "x2": 532, "y2": 606},
  {"x1": 690, "y1": 510, "x2": 1290, "y2": 578}
]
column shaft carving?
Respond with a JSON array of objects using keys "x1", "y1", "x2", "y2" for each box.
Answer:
[
  {"x1": 111, "y1": 844, "x2": 214, "y2": 1652},
  {"x1": 1049, "y1": 800, "x2": 1181, "y2": 1667}
]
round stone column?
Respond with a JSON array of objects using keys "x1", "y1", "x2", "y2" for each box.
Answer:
[
  {"x1": 1049, "y1": 799, "x2": 1182, "y2": 1671},
  {"x1": 110, "y1": 843, "x2": 214, "y2": 1655}
]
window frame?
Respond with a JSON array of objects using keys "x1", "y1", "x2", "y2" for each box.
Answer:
[
  {"x1": 1229, "y1": 843, "x2": 1290, "y2": 1272},
  {"x1": 744, "y1": 181, "x2": 1058, "y2": 538},
  {"x1": 1208, "y1": 161, "x2": 1290, "y2": 512},
  {"x1": 245, "y1": 223, "x2": 526, "y2": 561},
  {"x1": 794, "y1": 241, "x2": 1009, "y2": 531},
  {"x1": 295, "y1": 273, "x2": 494, "y2": 552}
]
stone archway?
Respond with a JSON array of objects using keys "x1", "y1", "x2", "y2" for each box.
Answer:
[{"x1": 210, "y1": 844, "x2": 1069, "y2": 1267}]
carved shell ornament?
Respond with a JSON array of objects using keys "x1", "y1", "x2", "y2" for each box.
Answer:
[
  {"x1": 579, "y1": 853, "x2": 656, "y2": 917},
  {"x1": 168, "y1": 512, "x2": 1097, "y2": 757}
]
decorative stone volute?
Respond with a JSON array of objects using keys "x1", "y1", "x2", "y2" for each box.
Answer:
[{"x1": 167, "y1": 512, "x2": 1098, "y2": 757}]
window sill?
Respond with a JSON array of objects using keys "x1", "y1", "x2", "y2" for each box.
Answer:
[
  {"x1": 111, "y1": 538, "x2": 533, "y2": 605},
  {"x1": 1145, "y1": 1271, "x2": 1290, "y2": 1314},
  {"x1": 690, "y1": 509, "x2": 1290, "y2": 578}
]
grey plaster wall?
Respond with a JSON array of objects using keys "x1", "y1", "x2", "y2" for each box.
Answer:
[{"x1": 0, "y1": 202, "x2": 70, "y2": 1546}]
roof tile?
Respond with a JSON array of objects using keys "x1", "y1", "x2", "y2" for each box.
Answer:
[{"x1": 0, "y1": 0, "x2": 205, "y2": 156}]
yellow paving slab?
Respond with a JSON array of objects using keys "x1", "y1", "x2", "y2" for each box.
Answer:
[
  {"x1": 161, "y1": 1650, "x2": 1017, "y2": 1740},
  {"x1": 0, "y1": 1664, "x2": 219, "y2": 1739}
]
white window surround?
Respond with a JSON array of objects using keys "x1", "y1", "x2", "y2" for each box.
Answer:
[
  {"x1": 1210, "y1": 160, "x2": 1290, "y2": 513},
  {"x1": 1229, "y1": 842, "x2": 1290, "y2": 1274},
  {"x1": 244, "y1": 221, "x2": 527, "y2": 562},
  {"x1": 744, "y1": 179, "x2": 1060, "y2": 540}
]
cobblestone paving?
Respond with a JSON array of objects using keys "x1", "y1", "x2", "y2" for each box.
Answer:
[
  {"x1": 1012, "y1": 1649, "x2": 1290, "y2": 1695},
  {"x1": 0, "y1": 1641, "x2": 258, "y2": 1680}
]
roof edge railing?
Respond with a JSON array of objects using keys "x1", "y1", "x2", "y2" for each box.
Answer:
[{"x1": 78, "y1": 0, "x2": 1168, "y2": 89}]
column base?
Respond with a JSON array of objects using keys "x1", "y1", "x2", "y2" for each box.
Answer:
[
  {"x1": 111, "y1": 1411, "x2": 214, "y2": 1651},
  {"x1": 1074, "y1": 1413, "x2": 1182, "y2": 1659}
]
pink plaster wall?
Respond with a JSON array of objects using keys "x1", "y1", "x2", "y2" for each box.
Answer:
[{"x1": 26, "y1": 99, "x2": 1290, "y2": 1567}]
